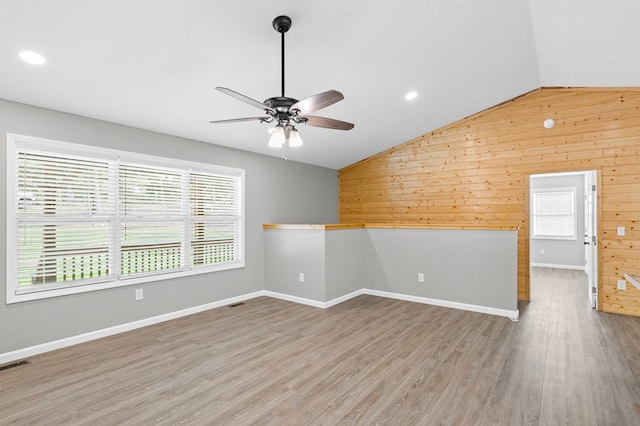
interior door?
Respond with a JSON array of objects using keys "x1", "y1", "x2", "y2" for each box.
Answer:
[{"x1": 584, "y1": 171, "x2": 598, "y2": 309}]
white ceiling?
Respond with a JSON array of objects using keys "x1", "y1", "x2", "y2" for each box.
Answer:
[{"x1": 1, "y1": 0, "x2": 638, "y2": 169}]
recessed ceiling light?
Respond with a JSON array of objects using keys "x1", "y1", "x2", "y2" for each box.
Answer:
[
  {"x1": 543, "y1": 118, "x2": 556, "y2": 129},
  {"x1": 19, "y1": 50, "x2": 46, "y2": 65},
  {"x1": 405, "y1": 91, "x2": 418, "y2": 101}
]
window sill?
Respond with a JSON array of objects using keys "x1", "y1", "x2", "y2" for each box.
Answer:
[{"x1": 6, "y1": 261, "x2": 244, "y2": 304}]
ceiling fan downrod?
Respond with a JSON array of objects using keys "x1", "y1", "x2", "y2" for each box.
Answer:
[{"x1": 272, "y1": 15, "x2": 291, "y2": 98}]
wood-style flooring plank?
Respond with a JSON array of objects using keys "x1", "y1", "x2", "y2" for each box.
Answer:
[{"x1": 2, "y1": 268, "x2": 640, "y2": 425}]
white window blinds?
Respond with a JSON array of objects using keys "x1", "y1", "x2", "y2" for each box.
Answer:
[
  {"x1": 532, "y1": 189, "x2": 576, "y2": 239},
  {"x1": 16, "y1": 151, "x2": 116, "y2": 292},
  {"x1": 190, "y1": 172, "x2": 243, "y2": 267},
  {"x1": 119, "y1": 164, "x2": 186, "y2": 277},
  {"x1": 8, "y1": 135, "x2": 244, "y2": 301}
]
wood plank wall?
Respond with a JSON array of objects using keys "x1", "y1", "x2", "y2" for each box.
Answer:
[{"x1": 338, "y1": 88, "x2": 640, "y2": 316}]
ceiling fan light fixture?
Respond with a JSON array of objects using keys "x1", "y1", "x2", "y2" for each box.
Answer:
[
  {"x1": 268, "y1": 124, "x2": 286, "y2": 147},
  {"x1": 288, "y1": 127, "x2": 303, "y2": 147}
]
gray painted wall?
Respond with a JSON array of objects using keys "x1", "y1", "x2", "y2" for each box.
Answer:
[
  {"x1": 530, "y1": 173, "x2": 585, "y2": 268},
  {"x1": 264, "y1": 227, "x2": 518, "y2": 312},
  {"x1": 325, "y1": 229, "x2": 367, "y2": 301},
  {"x1": 1, "y1": 99, "x2": 338, "y2": 354},
  {"x1": 264, "y1": 229, "x2": 326, "y2": 301},
  {"x1": 264, "y1": 228, "x2": 367, "y2": 302},
  {"x1": 367, "y1": 229, "x2": 518, "y2": 312}
]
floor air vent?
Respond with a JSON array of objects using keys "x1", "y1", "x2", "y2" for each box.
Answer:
[
  {"x1": 228, "y1": 302, "x2": 245, "y2": 308},
  {"x1": 0, "y1": 359, "x2": 31, "y2": 372}
]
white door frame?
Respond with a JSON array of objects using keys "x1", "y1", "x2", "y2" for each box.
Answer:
[
  {"x1": 584, "y1": 170, "x2": 598, "y2": 309},
  {"x1": 528, "y1": 170, "x2": 598, "y2": 308}
]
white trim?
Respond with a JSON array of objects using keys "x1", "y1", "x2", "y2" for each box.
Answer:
[
  {"x1": 264, "y1": 288, "x2": 519, "y2": 318},
  {"x1": 0, "y1": 291, "x2": 265, "y2": 365},
  {"x1": 363, "y1": 289, "x2": 519, "y2": 320},
  {"x1": 325, "y1": 289, "x2": 364, "y2": 308},
  {"x1": 262, "y1": 290, "x2": 327, "y2": 309},
  {"x1": 263, "y1": 289, "x2": 364, "y2": 309},
  {"x1": 8, "y1": 262, "x2": 245, "y2": 303},
  {"x1": 530, "y1": 263, "x2": 586, "y2": 271},
  {"x1": 0, "y1": 288, "x2": 518, "y2": 364},
  {"x1": 6, "y1": 137, "x2": 17, "y2": 306},
  {"x1": 624, "y1": 274, "x2": 640, "y2": 290},
  {"x1": 530, "y1": 171, "x2": 588, "y2": 179}
]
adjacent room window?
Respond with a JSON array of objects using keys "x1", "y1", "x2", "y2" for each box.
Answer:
[
  {"x1": 531, "y1": 187, "x2": 576, "y2": 240},
  {"x1": 6, "y1": 134, "x2": 244, "y2": 303}
]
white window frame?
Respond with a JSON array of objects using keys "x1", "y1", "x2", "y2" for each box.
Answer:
[
  {"x1": 531, "y1": 186, "x2": 577, "y2": 241},
  {"x1": 6, "y1": 133, "x2": 245, "y2": 304}
]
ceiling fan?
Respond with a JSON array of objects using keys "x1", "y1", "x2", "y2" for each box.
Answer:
[{"x1": 210, "y1": 15, "x2": 354, "y2": 156}]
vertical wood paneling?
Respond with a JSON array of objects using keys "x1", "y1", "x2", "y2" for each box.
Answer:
[{"x1": 339, "y1": 88, "x2": 640, "y2": 315}]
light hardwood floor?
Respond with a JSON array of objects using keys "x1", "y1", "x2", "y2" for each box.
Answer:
[{"x1": 2, "y1": 268, "x2": 640, "y2": 425}]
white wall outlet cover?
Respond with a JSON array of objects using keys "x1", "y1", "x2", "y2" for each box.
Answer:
[
  {"x1": 617, "y1": 280, "x2": 626, "y2": 290},
  {"x1": 540, "y1": 249, "x2": 545, "y2": 255},
  {"x1": 135, "y1": 288, "x2": 144, "y2": 300},
  {"x1": 299, "y1": 273, "x2": 305, "y2": 283},
  {"x1": 418, "y1": 273, "x2": 425, "y2": 283},
  {"x1": 617, "y1": 226, "x2": 626, "y2": 236}
]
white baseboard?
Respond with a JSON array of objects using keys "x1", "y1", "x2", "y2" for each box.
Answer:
[
  {"x1": 325, "y1": 289, "x2": 364, "y2": 308},
  {"x1": 0, "y1": 291, "x2": 265, "y2": 365},
  {"x1": 1, "y1": 288, "x2": 518, "y2": 365},
  {"x1": 363, "y1": 289, "x2": 520, "y2": 320},
  {"x1": 263, "y1": 289, "x2": 364, "y2": 309},
  {"x1": 264, "y1": 288, "x2": 519, "y2": 319},
  {"x1": 262, "y1": 290, "x2": 327, "y2": 309},
  {"x1": 531, "y1": 263, "x2": 586, "y2": 271}
]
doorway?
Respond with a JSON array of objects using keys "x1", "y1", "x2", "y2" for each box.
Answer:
[{"x1": 529, "y1": 171, "x2": 598, "y2": 308}]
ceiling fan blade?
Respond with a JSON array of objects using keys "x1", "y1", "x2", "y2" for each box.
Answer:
[
  {"x1": 290, "y1": 90, "x2": 344, "y2": 114},
  {"x1": 209, "y1": 116, "x2": 271, "y2": 124},
  {"x1": 300, "y1": 115, "x2": 355, "y2": 130},
  {"x1": 216, "y1": 87, "x2": 274, "y2": 112}
]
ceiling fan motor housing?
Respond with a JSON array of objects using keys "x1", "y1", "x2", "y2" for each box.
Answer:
[
  {"x1": 264, "y1": 96, "x2": 300, "y2": 123},
  {"x1": 264, "y1": 96, "x2": 298, "y2": 111}
]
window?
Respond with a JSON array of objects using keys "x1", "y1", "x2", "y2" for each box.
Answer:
[
  {"x1": 6, "y1": 134, "x2": 244, "y2": 303},
  {"x1": 531, "y1": 187, "x2": 576, "y2": 240}
]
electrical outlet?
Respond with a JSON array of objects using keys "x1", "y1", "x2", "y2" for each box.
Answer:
[
  {"x1": 540, "y1": 249, "x2": 545, "y2": 255},
  {"x1": 617, "y1": 280, "x2": 626, "y2": 291},
  {"x1": 418, "y1": 273, "x2": 425, "y2": 283},
  {"x1": 299, "y1": 273, "x2": 305, "y2": 283},
  {"x1": 617, "y1": 226, "x2": 626, "y2": 237},
  {"x1": 135, "y1": 288, "x2": 144, "y2": 301}
]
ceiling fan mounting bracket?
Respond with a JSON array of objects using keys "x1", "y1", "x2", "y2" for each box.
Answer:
[{"x1": 272, "y1": 15, "x2": 292, "y2": 34}]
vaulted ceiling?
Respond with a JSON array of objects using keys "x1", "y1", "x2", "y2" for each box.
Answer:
[{"x1": 1, "y1": 1, "x2": 638, "y2": 169}]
